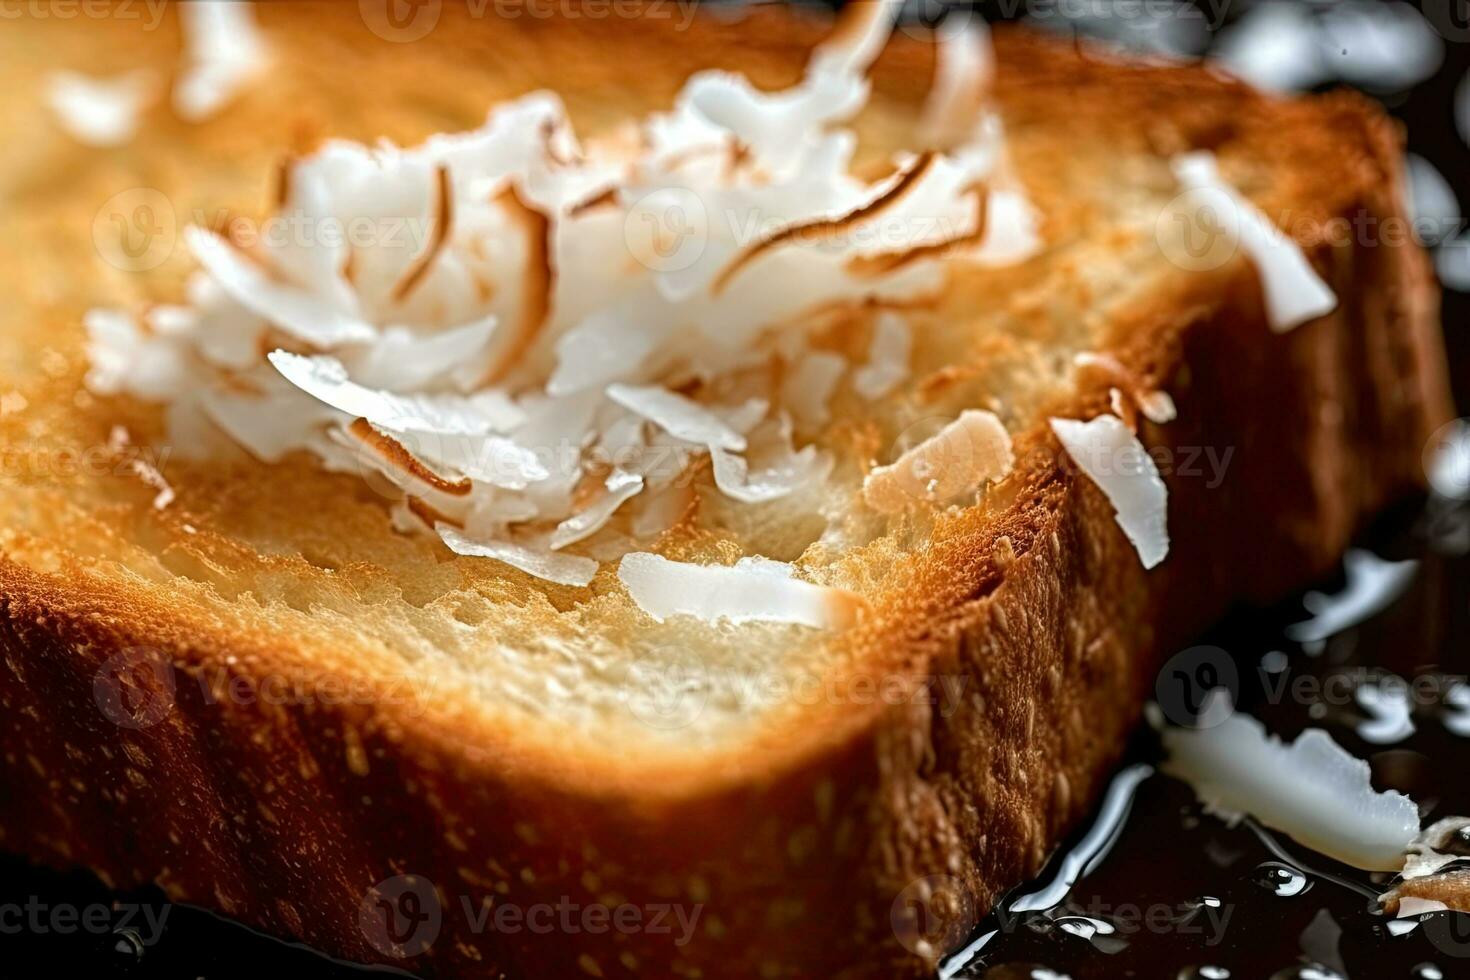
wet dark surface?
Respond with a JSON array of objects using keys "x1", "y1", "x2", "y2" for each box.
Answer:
[
  {"x1": 947, "y1": 499, "x2": 1470, "y2": 979},
  {"x1": 1, "y1": 1, "x2": 1468, "y2": 978}
]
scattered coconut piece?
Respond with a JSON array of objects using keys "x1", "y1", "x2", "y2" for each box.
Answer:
[
  {"x1": 549, "y1": 470, "x2": 643, "y2": 549},
  {"x1": 437, "y1": 524, "x2": 597, "y2": 587},
  {"x1": 1050, "y1": 414, "x2": 1170, "y2": 569},
  {"x1": 1137, "y1": 389, "x2": 1178, "y2": 424},
  {"x1": 1402, "y1": 817, "x2": 1470, "y2": 881},
  {"x1": 1161, "y1": 693, "x2": 1420, "y2": 872},
  {"x1": 617, "y1": 552, "x2": 863, "y2": 629},
  {"x1": 920, "y1": 21, "x2": 993, "y2": 149},
  {"x1": 174, "y1": 0, "x2": 270, "y2": 122},
  {"x1": 781, "y1": 351, "x2": 845, "y2": 429},
  {"x1": 852, "y1": 312, "x2": 911, "y2": 400},
  {"x1": 45, "y1": 70, "x2": 156, "y2": 147},
  {"x1": 607, "y1": 384, "x2": 746, "y2": 452},
  {"x1": 1171, "y1": 152, "x2": 1338, "y2": 332},
  {"x1": 863, "y1": 410, "x2": 1013, "y2": 514}
]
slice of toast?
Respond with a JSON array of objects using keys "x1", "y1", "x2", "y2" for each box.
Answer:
[{"x1": 0, "y1": 3, "x2": 1451, "y2": 978}]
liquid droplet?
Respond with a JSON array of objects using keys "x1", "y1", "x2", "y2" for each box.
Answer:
[
  {"x1": 1412, "y1": 965, "x2": 1444, "y2": 980},
  {"x1": 1252, "y1": 861, "x2": 1311, "y2": 897},
  {"x1": 113, "y1": 926, "x2": 146, "y2": 960},
  {"x1": 1178, "y1": 968, "x2": 1231, "y2": 980}
]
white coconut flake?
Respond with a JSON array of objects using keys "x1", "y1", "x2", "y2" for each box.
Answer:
[
  {"x1": 781, "y1": 351, "x2": 845, "y2": 430},
  {"x1": 1051, "y1": 414, "x2": 1169, "y2": 569},
  {"x1": 852, "y1": 312, "x2": 911, "y2": 400},
  {"x1": 1171, "y1": 152, "x2": 1337, "y2": 332},
  {"x1": 269, "y1": 351, "x2": 512, "y2": 437},
  {"x1": 1161, "y1": 695, "x2": 1421, "y2": 872},
  {"x1": 1137, "y1": 389, "x2": 1178, "y2": 424},
  {"x1": 864, "y1": 410, "x2": 1013, "y2": 514},
  {"x1": 1286, "y1": 548, "x2": 1418, "y2": 643},
  {"x1": 188, "y1": 228, "x2": 376, "y2": 347},
  {"x1": 45, "y1": 70, "x2": 155, "y2": 147},
  {"x1": 174, "y1": 0, "x2": 270, "y2": 122},
  {"x1": 710, "y1": 438, "x2": 831, "y2": 505},
  {"x1": 607, "y1": 384, "x2": 746, "y2": 452},
  {"x1": 437, "y1": 524, "x2": 597, "y2": 587},
  {"x1": 549, "y1": 470, "x2": 643, "y2": 549},
  {"x1": 920, "y1": 21, "x2": 993, "y2": 149},
  {"x1": 344, "y1": 316, "x2": 498, "y2": 391},
  {"x1": 617, "y1": 552, "x2": 862, "y2": 628}
]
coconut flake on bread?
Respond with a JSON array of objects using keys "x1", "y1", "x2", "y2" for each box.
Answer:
[
  {"x1": 1171, "y1": 151, "x2": 1338, "y2": 331},
  {"x1": 852, "y1": 312, "x2": 911, "y2": 400},
  {"x1": 45, "y1": 70, "x2": 155, "y2": 147},
  {"x1": 83, "y1": 3, "x2": 1042, "y2": 598},
  {"x1": 173, "y1": 0, "x2": 269, "y2": 122},
  {"x1": 1050, "y1": 414, "x2": 1169, "y2": 569},
  {"x1": 863, "y1": 410, "x2": 1014, "y2": 514},
  {"x1": 617, "y1": 552, "x2": 863, "y2": 628},
  {"x1": 1161, "y1": 694, "x2": 1421, "y2": 871}
]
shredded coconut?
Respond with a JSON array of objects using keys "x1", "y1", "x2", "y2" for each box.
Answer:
[{"x1": 83, "y1": 4, "x2": 1040, "y2": 604}]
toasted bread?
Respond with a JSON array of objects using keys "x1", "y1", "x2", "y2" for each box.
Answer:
[{"x1": 0, "y1": 3, "x2": 1451, "y2": 978}]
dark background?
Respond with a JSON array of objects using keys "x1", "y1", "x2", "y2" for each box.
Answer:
[{"x1": 1, "y1": 1, "x2": 1466, "y2": 977}]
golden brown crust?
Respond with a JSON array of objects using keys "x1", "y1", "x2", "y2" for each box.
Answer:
[{"x1": 0, "y1": 4, "x2": 1451, "y2": 978}]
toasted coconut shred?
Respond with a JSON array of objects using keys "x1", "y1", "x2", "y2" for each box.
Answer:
[{"x1": 84, "y1": 3, "x2": 1045, "y2": 627}]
